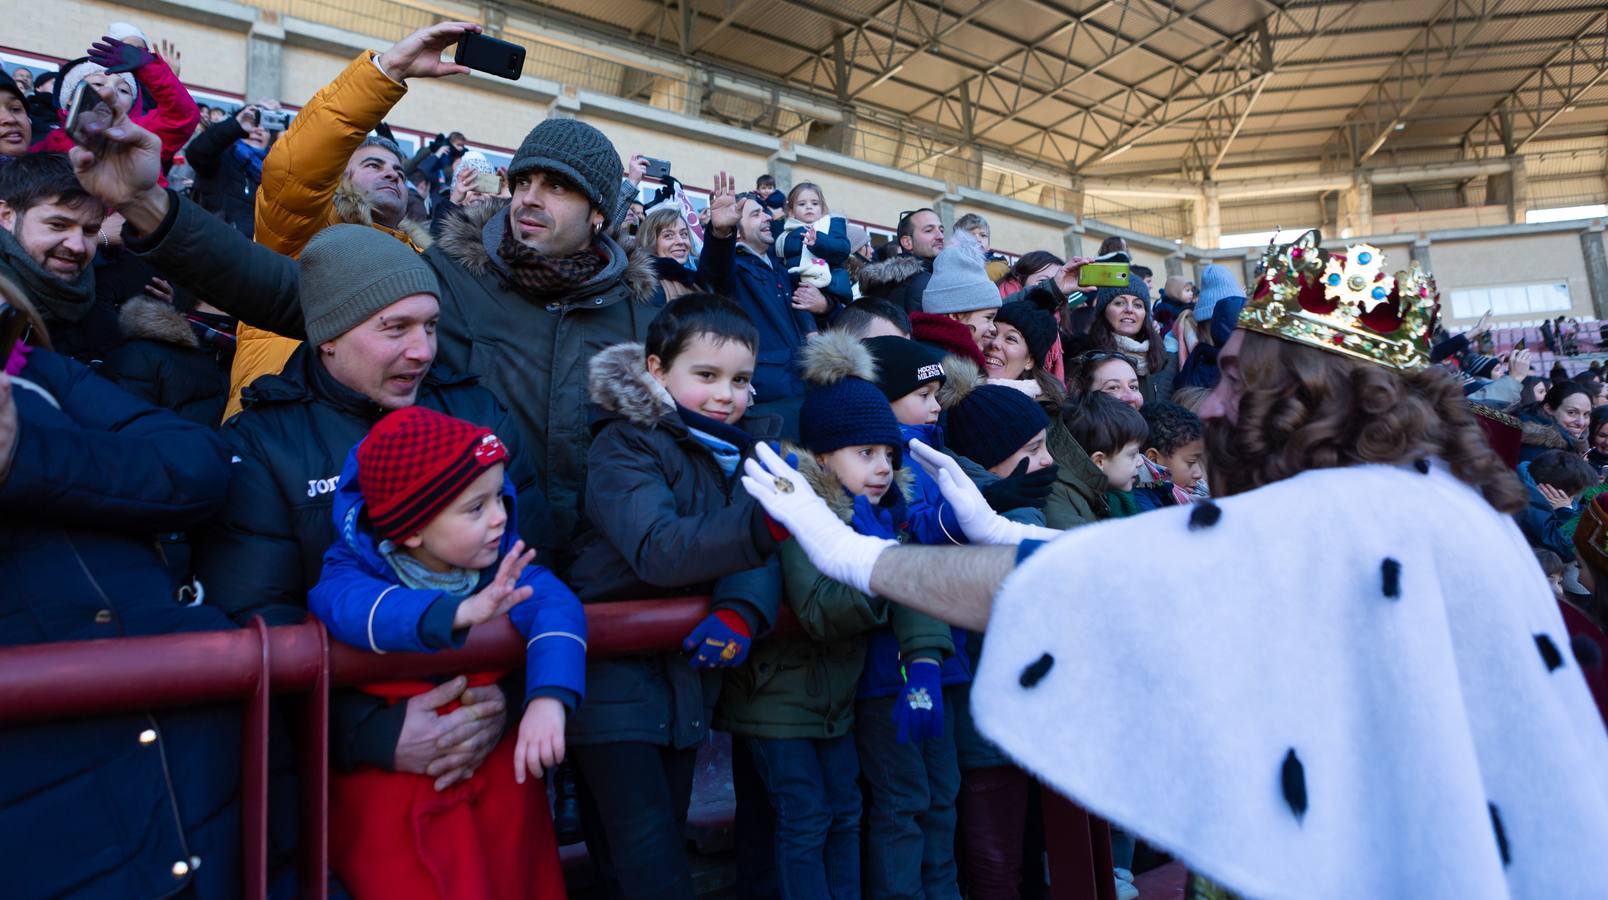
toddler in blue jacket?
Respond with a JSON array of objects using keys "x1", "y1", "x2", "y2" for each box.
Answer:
[{"x1": 308, "y1": 405, "x2": 585, "y2": 896}]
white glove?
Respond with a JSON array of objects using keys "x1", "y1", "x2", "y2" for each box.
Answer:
[
  {"x1": 907, "y1": 439, "x2": 1063, "y2": 545},
  {"x1": 741, "y1": 443, "x2": 896, "y2": 594}
]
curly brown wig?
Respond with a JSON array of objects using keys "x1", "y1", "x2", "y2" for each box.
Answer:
[{"x1": 1204, "y1": 331, "x2": 1526, "y2": 514}]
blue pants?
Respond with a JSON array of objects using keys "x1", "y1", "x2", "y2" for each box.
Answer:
[
  {"x1": 746, "y1": 735, "x2": 862, "y2": 900},
  {"x1": 856, "y1": 690, "x2": 962, "y2": 900}
]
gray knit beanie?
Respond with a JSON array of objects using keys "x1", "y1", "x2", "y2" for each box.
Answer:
[
  {"x1": 300, "y1": 225, "x2": 439, "y2": 346},
  {"x1": 508, "y1": 119, "x2": 622, "y2": 224},
  {"x1": 921, "y1": 230, "x2": 1002, "y2": 315}
]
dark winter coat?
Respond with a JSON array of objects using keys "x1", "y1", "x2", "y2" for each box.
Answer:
[
  {"x1": 1518, "y1": 411, "x2": 1584, "y2": 466},
  {"x1": 564, "y1": 343, "x2": 784, "y2": 748},
  {"x1": 184, "y1": 117, "x2": 259, "y2": 237},
  {"x1": 100, "y1": 297, "x2": 232, "y2": 427},
  {"x1": 0, "y1": 347, "x2": 241, "y2": 899},
  {"x1": 193, "y1": 345, "x2": 545, "y2": 769},
  {"x1": 857, "y1": 253, "x2": 933, "y2": 314},
  {"x1": 716, "y1": 456, "x2": 934, "y2": 740},
  {"x1": 1044, "y1": 418, "x2": 1111, "y2": 529},
  {"x1": 125, "y1": 190, "x2": 658, "y2": 547},
  {"x1": 710, "y1": 235, "x2": 817, "y2": 404}
]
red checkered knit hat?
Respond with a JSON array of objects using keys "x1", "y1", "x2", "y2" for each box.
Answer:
[{"x1": 356, "y1": 407, "x2": 509, "y2": 542}]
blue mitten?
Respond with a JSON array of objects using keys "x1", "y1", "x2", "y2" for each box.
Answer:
[
  {"x1": 893, "y1": 658, "x2": 944, "y2": 744},
  {"x1": 682, "y1": 610, "x2": 752, "y2": 668},
  {"x1": 88, "y1": 37, "x2": 157, "y2": 74},
  {"x1": 850, "y1": 494, "x2": 898, "y2": 540}
]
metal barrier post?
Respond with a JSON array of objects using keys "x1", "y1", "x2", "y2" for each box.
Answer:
[
  {"x1": 1042, "y1": 787, "x2": 1115, "y2": 900},
  {"x1": 298, "y1": 622, "x2": 331, "y2": 900},
  {"x1": 243, "y1": 618, "x2": 271, "y2": 900}
]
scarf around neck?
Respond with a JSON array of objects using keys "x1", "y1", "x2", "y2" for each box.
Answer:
[
  {"x1": 1113, "y1": 334, "x2": 1152, "y2": 376},
  {"x1": 496, "y1": 224, "x2": 607, "y2": 299},
  {"x1": 0, "y1": 223, "x2": 94, "y2": 325},
  {"x1": 679, "y1": 405, "x2": 752, "y2": 478},
  {"x1": 380, "y1": 539, "x2": 481, "y2": 596}
]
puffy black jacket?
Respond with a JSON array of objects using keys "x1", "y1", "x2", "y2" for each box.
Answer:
[
  {"x1": 0, "y1": 347, "x2": 240, "y2": 899},
  {"x1": 184, "y1": 117, "x2": 259, "y2": 237},
  {"x1": 192, "y1": 344, "x2": 549, "y2": 768},
  {"x1": 856, "y1": 253, "x2": 933, "y2": 313},
  {"x1": 563, "y1": 343, "x2": 784, "y2": 748},
  {"x1": 100, "y1": 297, "x2": 232, "y2": 427}
]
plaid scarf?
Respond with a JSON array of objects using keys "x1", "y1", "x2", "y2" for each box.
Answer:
[
  {"x1": 185, "y1": 310, "x2": 237, "y2": 361},
  {"x1": 497, "y1": 229, "x2": 608, "y2": 298}
]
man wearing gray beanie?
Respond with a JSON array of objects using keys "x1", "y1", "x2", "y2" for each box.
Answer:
[
  {"x1": 191, "y1": 222, "x2": 548, "y2": 843},
  {"x1": 921, "y1": 230, "x2": 1003, "y2": 351},
  {"x1": 98, "y1": 21, "x2": 656, "y2": 548}
]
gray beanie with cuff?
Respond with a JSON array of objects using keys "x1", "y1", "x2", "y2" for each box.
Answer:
[
  {"x1": 300, "y1": 224, "x2": 439, "y2": 346},
  {"x1": 921, "y1": 230, "x2": 1003, "y2": 315}
]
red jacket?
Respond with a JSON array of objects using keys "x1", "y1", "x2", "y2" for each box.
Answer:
[{"x1": 31, "y1": 55, "x2": 198, "y2": 177}]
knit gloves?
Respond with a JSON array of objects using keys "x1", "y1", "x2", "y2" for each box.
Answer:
[
  {"x1": 683, "y1": 610, "x2": 751, "y2": 668},
  {"x1": 742, "y1": 443, "x2": 897, "y2": 594},
  {"x1": 908, "y1": 439, "x2": 1062, "y2": 545},
  {"x1": 89, "y1": 37, "x2": 156, "y2": 74},
  {"x1": 980, "y1": 457, "x2": 1058, "y2": 512},
  {"x1": 894, "y1": 658, "x2": 944, "y2": 744}
]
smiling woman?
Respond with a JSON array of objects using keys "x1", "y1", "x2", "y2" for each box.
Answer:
[{"x1": 0, "y1": 74, "x2": 31, "y2": 156}]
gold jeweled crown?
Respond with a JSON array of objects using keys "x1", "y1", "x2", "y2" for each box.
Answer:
[{"x1": 1240, "y1": 229, "x2": 1440, "y2": 371}]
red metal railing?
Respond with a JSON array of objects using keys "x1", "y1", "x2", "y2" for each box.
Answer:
[{"x1": 0, "y1": 598, "x2": 1113, "y2": 899}]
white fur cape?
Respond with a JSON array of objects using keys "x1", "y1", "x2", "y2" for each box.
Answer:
[{"x1": 972, "y1": 463, "x2": 1608, "y2": 899}]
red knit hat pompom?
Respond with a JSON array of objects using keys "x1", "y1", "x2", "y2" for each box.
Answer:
[{"x1": 356, "y1": 406, "x2": 509, "y2": 542}]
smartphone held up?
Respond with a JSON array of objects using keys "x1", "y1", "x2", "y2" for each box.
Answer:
[
  {"x1": 454, "y1": 32, "x2": 526, "y2": 80},
  {"x1": 65, "y1": 82, "x2": 115, "y2": 155}
]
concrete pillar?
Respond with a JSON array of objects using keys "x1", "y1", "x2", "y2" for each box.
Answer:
[
  {"x1": 1163, "y1": 255, "x2": 1184, "y2": 278},
  {"x1": 767, "y1": 143, "x2": 796, "y2": 194},
  {"x1": 1582, "y1": 224, "x2": 1608, "y2": 321},
  {"x1": 1508, "y1": 156, "x2": 1530, "y2": 224},
  {"x1": 1062, "y1": 224, "x2": 1085, "y2": 260},
  {"x1": 1338, "y1": 171, "x2": 1373, "y2": 238},
  {"x1": 806, "y1": 110, "x2": 857, "y2": 156},
  {"x1": 245, "y1": 15, "x2": 285, "y2": 104},
  {"x1": 1242, "y1": 251, "x2": 1260, "y2": 293},
  {"x1": 934, "y1": 189, "x2": 962, "y2": 233},
  {"x1": 1411, "y1": 237, "x2": 1432, "y2": 272},
  {"x1": 546, "y1": 87, "x2": 581, "y2": 120},
  {"x1": 1192, "y1": 181, "x2": 1220, "y2": 248}
]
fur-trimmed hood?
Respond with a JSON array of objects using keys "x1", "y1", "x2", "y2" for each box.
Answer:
[
  {"x1": 588, "y1": 342, "x2": 674, "y2": 427},
  {"x1": 801, "y1": 329, "x2": 879, "y2": 388},
  {"x1": 937, "y1": 354, "x2": 985, "y2": 410},
  {"x1": 856, "y1": 254, "x2": 926, "y2": 293},
  {"x1": 117, "y1": 297, "x2": 197, "y2": 349},
  {"x1": 1520, "y1": 417, "x2": 1581, "y2": 452},
  {"x1": 434, "y1": 200, "x2": 658, "y2": 303},
  {"x1": 788, "y1": 441, "x2": 916, "y2": 523},
  {"x1": 333, "y1": 179, "x2": 433, "y2": 250}
]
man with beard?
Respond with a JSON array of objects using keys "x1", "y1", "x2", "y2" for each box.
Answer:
[
  {"x1": 738, "y1": 232, "x2": 1608, "y2": 899},
  {"x1": 76, "y1": 32, "x2": 655, "y2": 548},
  {"x1": 0, "y1": 153, "x2": 121, "y2": 361},
  {"x1": 858, "y1": 207, "x2": 945, "y2": 313}
]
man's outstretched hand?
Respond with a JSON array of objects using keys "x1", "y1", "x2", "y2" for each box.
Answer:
[
  {"x1": 378, "y1": 22, "x2": 482, "y2": 82},
  {"x1": 67, "y1": 86, "x2": 170, "y2": 235}
]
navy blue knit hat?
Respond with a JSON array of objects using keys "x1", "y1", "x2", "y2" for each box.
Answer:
[
  {"x1": 1094, "y1": 271, "x2": 1151, "y2": 309},
  {"x1": 939, "y1": 358, "x2": 1050, "y2": 469},
  {"x1": 798, "y1": 331, "x2": 904, "y2": 463}
]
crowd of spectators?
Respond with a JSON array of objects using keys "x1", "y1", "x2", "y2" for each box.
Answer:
[{"x1": 1, "y1": 17, "x2": 1604, "y2": 900}]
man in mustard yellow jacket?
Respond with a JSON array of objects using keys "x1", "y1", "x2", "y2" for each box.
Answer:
[{"x1": 226, "y1": 22, "x2": 473, "y2": 418}]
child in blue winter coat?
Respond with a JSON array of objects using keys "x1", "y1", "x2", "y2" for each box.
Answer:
[
  {"x1": 308, "y1": 405, "x2": 584, "y2": 899},
  {"x1": 773, "y1": 182, "x2": 854, "y2": 308}
]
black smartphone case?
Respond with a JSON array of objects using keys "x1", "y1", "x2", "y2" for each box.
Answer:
[{"x1": 454, "y1": 33, "x2": 526, "y2": 81}]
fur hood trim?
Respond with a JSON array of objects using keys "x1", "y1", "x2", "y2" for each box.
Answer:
[
  {"x1": 588, "y1": 342, "x2": 675, "y2": 426},
  {"x1": 801, "y1": 329, "x2": 878, "y2": 387},
  {"x1": 937, "y1": 355, "x2": 985, "y2": 410},
  {"x1": 1520, "y1": 419, "x2": 1580, "y2": 452},
  {"x1": 333, "y1": 179, "x2": 432, "y2": 250},
  {"x1": 857, "y1": 254, "x2": 925, "y2": 292},
  {"x1": 789, "y1": 442, "x2": 916, "y2": 522},
  {"x1": 117, "y1": 297, "x2": 197, "y2": 349},
  {"x1": 436, "y1": 201, "x2": 658, "y2": 303}
]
